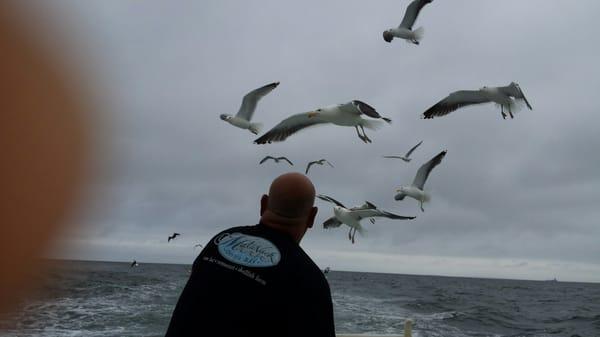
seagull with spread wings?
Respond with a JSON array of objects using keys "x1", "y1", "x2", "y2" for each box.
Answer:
[
  {"x1": 395, "y1": 150, "x2": 446, "y2": 212},
  {"x1": 383, "y1": 141, "x2": 423, "y2": 162},
  {"x1": 305, "y1": 159, "x2": 334, "y2": 174},
  {"x1": 220, "y1": 82, "x2": 279, "y2": 134},
  {"x1": 259, "y1": 156, "x2": 294, "y2": 166},
  {"x1": 422, "y1": 82, "x2": 533, "y2": 120},
  {"x1": 254, "y1": 100, "x2": 391, "y2": 144},
  {"x1": 167, "y1": 233, "x2": 180, "y2": 242},
  {"x1": 317, "y1": 194, "x2": 415, "y2": 244},
  {"x1": 383, "y1": 0, "x2": 433, "y2": 44}
]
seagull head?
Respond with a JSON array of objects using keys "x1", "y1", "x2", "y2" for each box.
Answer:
[
  {"x1": 333, "y1": 206, "x2": 344, "y2": 216},
  {"x1": 220, "y1": 114, "x2": 232, "y2": 121},
  {"x1": 383, "y1": 30, "x2": 394, "y2": 43}
]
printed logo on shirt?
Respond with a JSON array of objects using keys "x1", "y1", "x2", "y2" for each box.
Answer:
[{"x1": 214, "y1": 232, "x2": 281, "y2": 267}]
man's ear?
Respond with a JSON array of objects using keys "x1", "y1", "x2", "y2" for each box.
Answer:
[
  {"x1": 260, "y1": 194, "x2": 268, "y2": 216},
  {"x1": 306, "y1": 206, "x2": 318, "y2": 229}
]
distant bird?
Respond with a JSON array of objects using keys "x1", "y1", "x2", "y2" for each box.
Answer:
[
  {"x1": 130, "y1": 260, "x2": 139, "y2": 268},
  {"x1": 220, "y1": 82, "x2": 280, "y2": 134},
  {"x1": 395, "y1": 150, "x2": 446, "y2": 212},
  {"x1": 422, "y1": 82, "x2": 533, "y2": 120},
  {"x1": 259, "y1": 156, "x2": 294, "y2": 166},
  {"x1": 254, "y1": 100, "x2": 391, "y2": 144},
  {"x1": 317, "y1": 194, "x2": 415, "y2": 244},
  {"x1": 323, "y1": 267, "x2": 331, "y2": 274},
  {"x1": 305, "y1": 159, "x2": 334, "y2": 174},
  {"x1": 194, "y1": 243, "x2": 204, "y2": 249},
  {"x1": 383, "y1": 0, "x2": 433, "y2": 44},
  {"x1": 383, "y1": 141, "x2": 423, "y2": 162},
  {"x1": 167, "y1": 233, "x2": 180, "y2": 242}
]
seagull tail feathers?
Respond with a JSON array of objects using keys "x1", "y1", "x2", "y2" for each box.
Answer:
[
  {"x1": 361, "y1": 119, "x2": 385, "y2": 130},
  {"x1": 413, "y1": 27, "x2": 425, "y2": 42},
  {"x1": 249, "y1": 122, "x2": 263, "y2": 135},
  {"x1": 356, "y1": 226, "x2": 367, "y2": 236}
]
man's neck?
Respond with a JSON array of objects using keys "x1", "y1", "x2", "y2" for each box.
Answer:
[{"x1": 259, "y1": 217, "x2": 303, "y2": 244}]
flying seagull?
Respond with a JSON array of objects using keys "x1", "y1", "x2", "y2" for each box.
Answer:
[
  {"x1": 317, "y1": 194, "x2": 415, "y2": 244},
  {"x1": 259, "y1": 156, "x2": 294, "y2": 166},
  {"x1": 254, "y1": 100, "x2": 391, "y2": 144},
  {"x1": 383, "y1": 0, "x2": 433, "y2": 44},
  {"x1": 395, "y1": 150, "x2": 446, "y2": 212},
  {"x1": 323, "y1": 267, "x2": 331, "y2": 274},
  {"x1": 220, "y1": 82, "x2": 280, "y2": 134},
  {"x1": 167, "y1": 233, "x2": 180, "y2": 242},
  {"x1": 383, "y1": 141, "x2": 423, "y2": 162},
  {"x1": 422, "y1": 82, "x2": 533, "y2": 120},
  {"x1": 305, "y1": 159, "x2": 334, "y2": 174},
  {"x1": 130, "y1": 260, "x2": 139, "y2": 268}
]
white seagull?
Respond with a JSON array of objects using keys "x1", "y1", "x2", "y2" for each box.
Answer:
[
  {"x1": 317, "y1": 194, "x2": 415, "y2": 244},
  {"x1": 305, "y1": 159, "x2": 334, "y2": 174},
  {"x1": 422, "y1": 82, "x2": 533, "y2": 120},
  {"x1": 254, "y1": 100, "x2": 391, "y2": 144},
  {"x1": 383, "y1": 0, "x2": 433, "y2": 44},
  {"x1": 259, "y1": 156, "x2": 294, "y2": 166},
  {"x1": 383, "y1": 140, "x2": 423, "y2": 162},
  {"x1": 395, "y1": 150, "x2": 446, "y2": 212},
  {"x1": 220, "y1": 82, "x2": 279, "y2": 134}
]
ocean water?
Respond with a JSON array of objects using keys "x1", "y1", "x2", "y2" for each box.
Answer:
[{"x1": 0, "y1": 260, "x2": 599, "y2": 337}]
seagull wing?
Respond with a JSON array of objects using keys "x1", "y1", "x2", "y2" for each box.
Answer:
[
  {"x1": 254, "y1": 112, "x2": 329, "y2": 144},
  {"x1": 278, "y1": 157, "x2": 294, "y2": 166},
  {"x1": 405, "y1": 140, "x2": 423, "y2": 158},
  {"x1": 324, "y1": 159, "x2": 334, "y2": 168},
  {"x1": 351, "y1": 208, "x2": 416, "y2": 220},
  {"x1": 259, "y1": 156, "x2": 275, "y2": 164},
  {"x1": 235, "y1": 82, "x2": 279, "y2": 121},
  {"x1": 383, "y1": 155, "x2": 404, "y2": 159},
  {"x1": 412, "y1": 150, "x2": 447, "y2": 190},
  {"x1": 323, "y1": 216, "x2": 343, "y2": 229},
  {"x1": 352, "y1": 100, "x2": 385, "y2": 119},
  {"x1": 498, "y1": 83, "x2": 533, "y2": 110},
  {"x1": 422, "y1": 90, "x2": 491, "y2": 119},
  {"x1": 316, "y1": 194, "x2": 347, "y2": 208},
  {"x1": 351, "y1": 201, "x2": 377, "y2": 211},
  {"x1": 399, "y1": 0, "x2": 433, "y2": 29},
  {"x1": 306, "y1": 161, "x2": 316, "y2": 174}
]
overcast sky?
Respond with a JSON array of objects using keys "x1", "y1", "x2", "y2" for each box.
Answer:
[{"x1": 30, "y1": 0, "x2": 600, "y2": 282}]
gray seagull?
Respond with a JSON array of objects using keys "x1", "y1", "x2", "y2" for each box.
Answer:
[
  {"x1": 259, "y1": 156, "x2": 294, "y2": 166},
  {"x1": 305, "y1": 159, "x2": 334, "y2": 174},
  {"x1": 395, "y1": 150, "x2": 446, "y2": 212},
  {"x1": 383, "y1": 141, "x2": 423, "y2": 162},
  {"x1": 422, "y1": 82, "x2": 532, "y2": 120},
  {"x1": 317, "y1": 194, "x2": 415, "y2": 244},
  {"x1": 220, "y1": 82, "x2": 279, "y2": 134},
  {"x1": 383, "y1": 0, "x2": 433, "y2": 44},
  {"x1": 254, "y1": 100, "x2": 391, "y2": 144}
]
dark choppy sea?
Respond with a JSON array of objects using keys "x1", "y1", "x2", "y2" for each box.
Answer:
[{"x1": 1, "y1": 260, "x2": 599, "y2": 337}]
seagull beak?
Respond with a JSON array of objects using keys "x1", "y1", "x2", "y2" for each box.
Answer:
[{"x1": 307, "y1": 111, "x2": 319, "y2": 118}]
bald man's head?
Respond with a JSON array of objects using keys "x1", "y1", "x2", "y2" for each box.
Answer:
[
  {"x1": 260, "y1": 173, "x2": 318, "y2": 243},
  {"x1": 268, "y1": 173, "x2": 315, "y2": 218}
]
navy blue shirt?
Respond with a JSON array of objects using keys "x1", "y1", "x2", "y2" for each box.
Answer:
[{"x1": 165, "y1": 223, "x2": 335, "y2": 337}]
